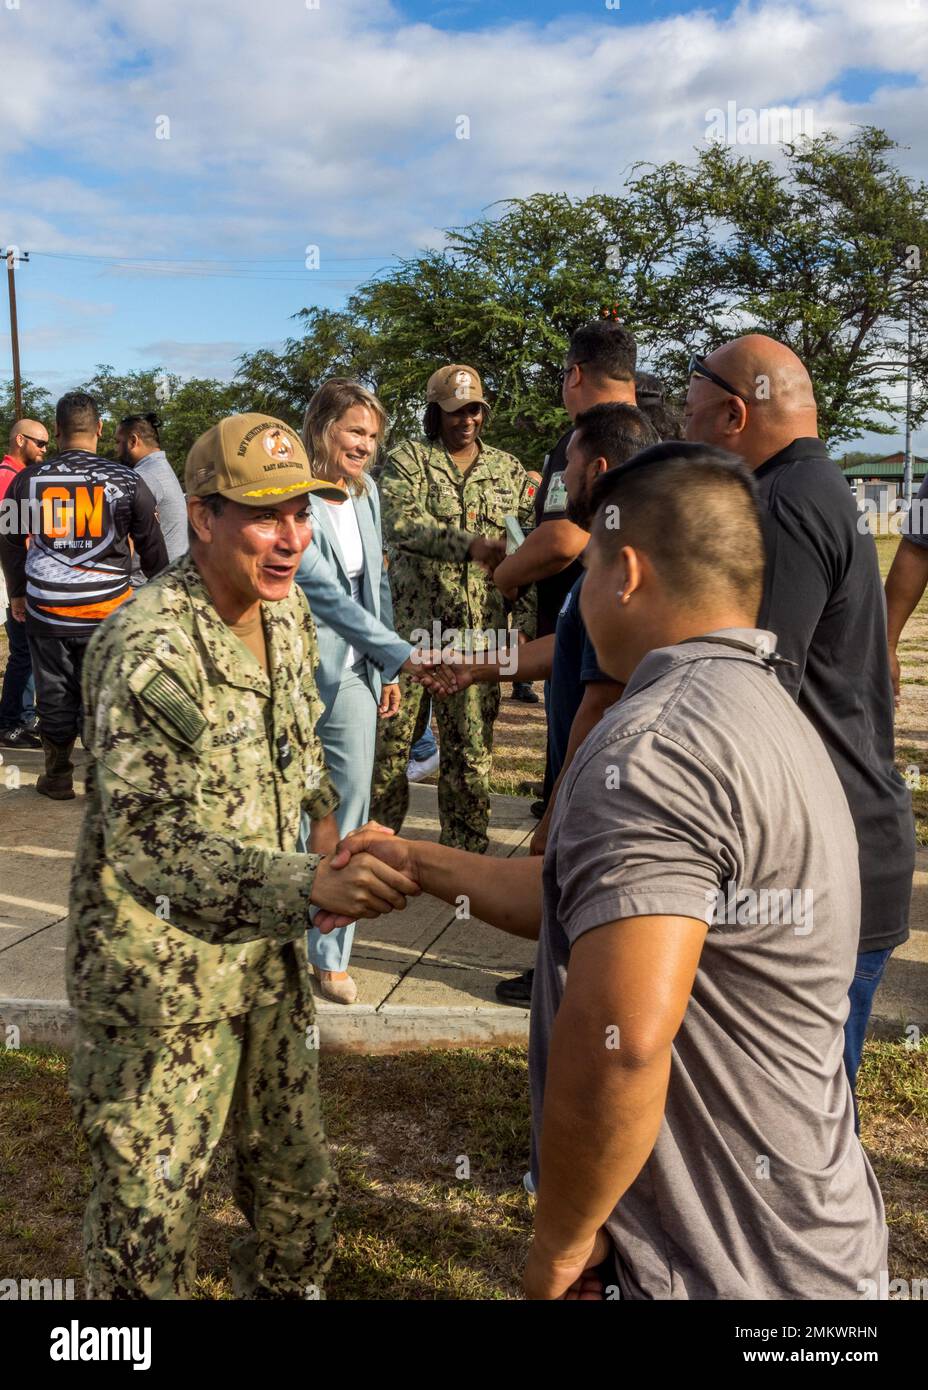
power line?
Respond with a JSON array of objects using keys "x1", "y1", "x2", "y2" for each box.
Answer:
[
  {"x1": 28, "y1": 250, "x2": 401, "y2": 282},
  {"x1": 33, "y1": 250, "x2": 395, "y2": 264}
]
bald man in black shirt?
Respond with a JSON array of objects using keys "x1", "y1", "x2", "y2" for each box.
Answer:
[{"x1": 684, "y1": 335, "x2": 913, "y2": 1118}]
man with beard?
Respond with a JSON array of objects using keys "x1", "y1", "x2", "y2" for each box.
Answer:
[{"x1": 114, "y1": 412, "x2": 187, "y2": 583}]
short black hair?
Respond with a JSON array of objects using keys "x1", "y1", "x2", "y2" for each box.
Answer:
[
  {"x1": 634, "y1": 372, "x2": 683, "y2": 441},
  {"x1": 571, "y1": 402, "x2": 659, "y2": 470},
  {"x1": 119, "y1": 411, "x2": 162, "y2": 448},
  {"x1": 588, "y1": 441, "x2": 764, "y2": 612},
  {"x1": 567, "y1": 321, "x2": 636, "y2": 383},
  {"x1": 56, "y1": 390, "x2": 99, "y2": 436}
]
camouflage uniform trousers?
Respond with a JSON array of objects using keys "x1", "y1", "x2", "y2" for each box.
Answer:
[
  {"x1": 69, "y1": 973, "x2": 337, "y2": 1300},
  {"x1": 370, "y1": 671, "x2": 501, "y2": 853}
]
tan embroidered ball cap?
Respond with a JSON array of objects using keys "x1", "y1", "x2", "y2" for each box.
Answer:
[
  {"x1": 185, "y1": 414, "x2": 344, "y2": 505},
  {"x1": 425, "y1": 365, "x2": 489, "y2": 414}
]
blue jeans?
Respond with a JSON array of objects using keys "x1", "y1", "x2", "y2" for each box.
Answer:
[
  {"x1": 302, "y1": 662, "x2": 378, "y2": 973},
  {"x1": 843, "y1": 947, "x2": 893, "y2": 1133},
  {"x1": 0, "y1": 614, "x2": 36, "y2": 729},
  {"x1": 410, "y1": 701, "x2": 437, "y2": 760}
]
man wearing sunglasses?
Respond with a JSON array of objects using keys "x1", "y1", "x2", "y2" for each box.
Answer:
[
  {"x1": 0, "y1": 420, "x2": 49, "y2": 749},
  {"x1": 684, "y1": 334, "x2": 914, "y2": 1118}
]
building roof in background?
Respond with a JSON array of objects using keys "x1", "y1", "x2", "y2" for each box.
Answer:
[{"x1": 842, "y1": 453, "x2": 928, "y2": 480}]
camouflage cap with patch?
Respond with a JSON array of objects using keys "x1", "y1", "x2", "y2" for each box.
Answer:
[
  {"x1": 185, "y1": 413, "x2": 344, "y2": 505},
  {"x1": 426, "y1": 364, "x2": 489, "y2": 414}
]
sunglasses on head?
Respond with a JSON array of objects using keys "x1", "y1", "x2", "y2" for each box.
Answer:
[{"x1": 687, "y1": 354, "x2": 750, "y2": 404}]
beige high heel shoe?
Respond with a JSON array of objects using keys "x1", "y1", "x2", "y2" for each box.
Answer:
[{"x1": 312, "y1": 967, "x2": 358, "y2": 1004}]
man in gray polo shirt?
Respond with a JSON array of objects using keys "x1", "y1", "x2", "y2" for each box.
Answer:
[
  {"x1": 322, "y1": 443, "x2": 886, "y2": 1300},
  {"x1": 115, "y1": 412, "x2": 187, "y2": 584}
]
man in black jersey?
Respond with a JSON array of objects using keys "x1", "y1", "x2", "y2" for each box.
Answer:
[{"x1": 0, "y1": 391, "x2": 168, "y2": 799}]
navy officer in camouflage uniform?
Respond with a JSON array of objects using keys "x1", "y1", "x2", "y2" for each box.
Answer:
[
  {"x1": 372, "y1": 366, "x2": 536, "y2": 852},
  {"x1": 67, "y1": 413, "x2": 420, "y2": 1299}
]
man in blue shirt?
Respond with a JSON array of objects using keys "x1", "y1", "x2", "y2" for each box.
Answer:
[{"x1": 444, "y1": 402, "x2": 657, "y2": 1001}]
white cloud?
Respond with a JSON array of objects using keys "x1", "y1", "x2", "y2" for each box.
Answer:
[
  {"x1": 2, "y1": 0, "x2": 927, "y2": 442},
  {"x1": 1, "y1": 0, "x2": 926, "y2": 261}
]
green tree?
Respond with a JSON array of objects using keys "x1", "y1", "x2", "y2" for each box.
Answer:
[
  {"x1": 78, "y1": 365, "x2": 239, "y2": 478},
  {"x1": 0, "y1": 378, "x2": 54, "y2": 453},
  {"x1": 839, "y1": 450, "x2": 887, "y2": 470},
  {"x1": 672, "y1": 127, "x2": 928, "y2": 444},
  {"x1": 238, "y1": 190, "x2": 708, "y2": 465},
  {"x1": 156, "y1": 377, "x2": 241, "y2": 474},
  {"x1": 233, "y1": 308, "x2": 379, "y2": 429},
  {"x1": 236, "y1": 127, "x2": 928, "y2": 459}
]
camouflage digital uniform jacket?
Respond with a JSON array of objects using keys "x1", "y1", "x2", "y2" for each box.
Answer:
[
  {"x1": 378, "y1": 438, "x2": 537, "y2": 648},
  {"x1": 67, "y1": 553, "x2": 338, "y2": 1027}
]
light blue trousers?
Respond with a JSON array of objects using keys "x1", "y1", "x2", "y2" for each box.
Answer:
[{"x1": 303, "y1": 662, "x2": 378, "y2": 972}]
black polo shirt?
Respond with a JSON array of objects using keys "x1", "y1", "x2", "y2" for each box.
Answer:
[
  {"x1": 534, "y1": 430, "x2": 585, "y2": 638},
  {"x1": 755, "y1": 437, "x2": 914, "y2": 953}
]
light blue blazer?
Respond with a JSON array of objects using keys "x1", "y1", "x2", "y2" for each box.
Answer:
[{"x1": 295, "y1": 474, "x2": 412, "y2": 713}]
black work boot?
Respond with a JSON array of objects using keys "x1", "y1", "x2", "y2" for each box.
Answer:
[{"x1": 37, "y1": 736, "x2": 76, "y2": 800}]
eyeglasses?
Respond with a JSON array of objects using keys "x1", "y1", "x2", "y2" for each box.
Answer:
[
  {"x1": 21, "y1": 435, "x2": 49, "y2": 448},
  {"x1": 687, "y1": 354, "x2": 750, "y2": 404},
  {"x1": 560, "y1": 361, "x2": 588, "y2": 382}
]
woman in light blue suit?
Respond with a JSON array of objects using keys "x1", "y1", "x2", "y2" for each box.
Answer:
[{"x1": 296, "y1": 379, "x2": 417, "y2": 1003}]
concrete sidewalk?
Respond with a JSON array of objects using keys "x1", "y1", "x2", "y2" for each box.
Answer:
[
  {"x1": 1, "y1": 742, "x2": 926, "y2": 1051},
  {"x1": 0, "y1": 746, "x2": 535, "y2": 1050}
]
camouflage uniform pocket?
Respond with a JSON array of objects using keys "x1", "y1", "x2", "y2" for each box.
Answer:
[
  {"x1": 70, "y1": 1025, "x2": 159, "y2": 1116},
  {"x1": 427, "y1": 486, "x2": 463, "y2": 524}
]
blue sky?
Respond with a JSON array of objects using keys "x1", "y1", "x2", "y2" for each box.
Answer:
[{"x1": 2, "y1": 0, "x2": 928, "y2": 451}]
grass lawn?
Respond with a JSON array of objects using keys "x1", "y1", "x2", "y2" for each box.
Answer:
[
  {"x1": 411, "y1": 689, "x2": 547, "y2": 799},
  {"x1": 0, "y1": 1040, "x2": 925, "y2": 1299}
]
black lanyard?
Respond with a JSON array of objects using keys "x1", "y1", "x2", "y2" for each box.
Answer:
[{"x1": 677, "y1": 635, "x2": 798, "y2": 671}]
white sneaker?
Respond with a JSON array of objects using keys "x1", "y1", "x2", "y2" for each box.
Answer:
[
  {"x1": 406, "y1": 749, "x2": 440, "y2": 782},
  {"x1": 523, "y1": 1171, "x2": 536, "y2": 1195}
]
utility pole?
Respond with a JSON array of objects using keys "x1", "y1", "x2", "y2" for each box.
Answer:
[
  {"x1": 3, "y1": 247, "x2": 29, "y2": 419},
  {"x1": 904, "y1": 278, "x2": 915, "y2": 509}
]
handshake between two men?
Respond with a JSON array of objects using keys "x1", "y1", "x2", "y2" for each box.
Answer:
[
  {"x1": 402, "y1": 618, "x2": 540, "y2": 699},
  {"x1": 310, "y1": 821, "x2": 544, "y2": 940}
]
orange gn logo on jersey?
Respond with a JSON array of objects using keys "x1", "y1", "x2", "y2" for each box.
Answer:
[{"x1": 39, "y1": 485, "x2": 106, "y2": 538}]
